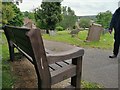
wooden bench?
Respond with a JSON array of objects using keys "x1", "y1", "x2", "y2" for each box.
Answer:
[{"x1": 2, "y1": 25, "x2": 84, "y2": 89}]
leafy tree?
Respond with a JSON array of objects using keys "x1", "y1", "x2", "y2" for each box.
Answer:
[
  {"x1": 96, "y1": 10, "x2": 112, "y2": 29},
  {"x1": 8, "y1": 3, "x2": 24, "y2": 26},
  {"x1": 23, "y1": 11, "x2": 35, "y2": 21},
  {"x1": 58, "y1": 15, "x2": 77, "y2": 29},
  {"x1": 58, "y1": 6, "x2": 77, "y2": 29},
  {"x1": 2, "y1": 2, "x2": 24, "y2": 26},
  {"x1": 0, "y1": 0, "x2": 2, "y2": 27},
  {"x1": 79, "y1": 18, "x2": 91, "y2": 29},
  {"x1": 23, "y1": 11, "x2": 29, "y2": 17},
  {"x1": 28, "y1": 12, "x2": 35, "y2": 20},
  {"x1": 2, "y1": 2, "x2": 15, "y2": 25},
  {"x1": 35, "y1": 1, "x2": 62, "y2": 34},
  {"x1": 62, "y1": 6, "x2": 67, "y2": 15},
  {"x1": 68, "y1": 7, "x2": 75, "y2": 16}
]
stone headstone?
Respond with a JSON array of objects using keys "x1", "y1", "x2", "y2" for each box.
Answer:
[
  {"x1": 86, "y1": 23, "x2": 103, "y2": 41},
  {"x1": 49, "y1": 30, "x2": 56, "y2": 36}
]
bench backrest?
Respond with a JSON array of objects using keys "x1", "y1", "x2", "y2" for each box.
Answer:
[
  {"x1": 3, "y1": 25, "x2": 51, "y2": 88},
  {"x1": 3, "y1": 26, "x2": 34, "y2": 58}
]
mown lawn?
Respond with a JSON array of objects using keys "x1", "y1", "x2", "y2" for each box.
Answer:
[
  {"x1": 2, "y1": 32, "x2": 103, "y2": 89},
  {"x1": 43, "y1": 30, "x2": 114, "y2": 50}
]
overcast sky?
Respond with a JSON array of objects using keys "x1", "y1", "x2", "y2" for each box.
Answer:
[{"x1": 17, "y1": 0, "x2": 120, "y2": 16}]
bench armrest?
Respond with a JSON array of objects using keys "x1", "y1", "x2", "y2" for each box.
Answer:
[{"x1": 47, "y1": 47, "x2": 84, "y2": 64}]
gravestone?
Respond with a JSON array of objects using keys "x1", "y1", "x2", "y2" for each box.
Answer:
[
  {"x1": 70, "y1": 29, "x2": 81, "y2": 37},
  {"x1": 86, "y1": 23, "x2": 103, "y2": 41}
]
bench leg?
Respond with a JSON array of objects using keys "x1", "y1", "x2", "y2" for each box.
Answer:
[
  {"x1": 33, "y1": 64, "x2": 42, "y2": 89},
  {"x1": 8, "y1": 41, "x2": 14, "y2": 61},
  {"x1": 34, "y1": 63, "x2": 51, "y2": 90},
  {"x1": 71, "y1": 56, "x2": 82, "y2": 89}
]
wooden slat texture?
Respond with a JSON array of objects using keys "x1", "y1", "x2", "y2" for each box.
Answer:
[
  {"x1": 47, "y1": 48, "x2": 84, "y2": 64},
  {"x1": 51, "y1": 64, "x2": 76, "y2": 85},
  {"x1": 56, "y1": 61, "x2": 68, "y2": 67},
  {"x1": 12, "y1": 29, "x2": 34, "y2": 57},
  {"x1": 49, "y1": 61, "x2": 70, "y2": 72},
  {"x1": 49, "y1": 63, "x2": 62, "y2": 71},
  {"x1": 63, "y1": 60, "x2": 71, "y2": 65}
]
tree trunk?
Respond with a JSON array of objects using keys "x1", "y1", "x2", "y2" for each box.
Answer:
[{"x1": 46, "y1": 29, "x2": 49, "y2": 34}]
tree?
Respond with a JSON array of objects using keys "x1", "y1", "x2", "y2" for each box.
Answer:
[
  {"x1": 79, "y1": 18, "x2": 91, "y2": 29},
  {"x1": 62, "y1": 6, "x2": 67, "y2": 15},
  {"x1": 2, "y1": 2, "x2": 15, "y2": 25},
  {"x1": 2, "y1": 2, "x2": 24, "y2": 26},
  {"x1": 68, "y1": 7, "x2": 75, "y2": 16},
  {"x1": 35, "y1": 1, "x2": 62, "y2": 34},
  {"x1": 23, "y1": 11, "x2": 29, "y2": 17},
  {"x1": 96, "y1": 10, "x2": 112, "y2": 29},
  {"x1": 8, "y1": 3, "x2": 23, "y2": 26},
  {"x1": 58, "y1": 6, "x2": 77, "y2": 29},
  {"x1": 23, "y1": 11, "x2": 35, "y2": 21}
]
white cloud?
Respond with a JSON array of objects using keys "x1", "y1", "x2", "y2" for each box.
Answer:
[
  {"x1": 17, "y1": 0, "x2": 42, "y2": 12},
  {"x1": 61, "y1": 0, "x2": 119, "y2": 16},
  {"x1": 18, "y1": 0, "x2": 120, "y2": 16}
]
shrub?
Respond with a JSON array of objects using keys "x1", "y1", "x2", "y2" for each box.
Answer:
[{"x1": 56, "y1": 26, "x2": 64, "y2": 31}]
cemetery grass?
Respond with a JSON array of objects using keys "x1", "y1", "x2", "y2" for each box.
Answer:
[
  {"x1": 2, "y1": 34, "x2": 15, "y2": 88},
  {"x1": 2, "y1": 33, "x2": 103, "y2": 89},
  {"x1": 43, "y1": 30, "x2": 114, "y2": 50}
]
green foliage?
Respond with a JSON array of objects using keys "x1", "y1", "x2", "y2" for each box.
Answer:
[
  {"x1": 0, "y1": 0, "x2": 2, "y2": 24},
  {"x1": 58, "y1": 6, "x2": 77, "y2": 29},
  {"x1": 67, "y1": 7, "x2": 75, "y2": 16},
  {"x1": 58, "y1": 15, "x2": 77, "y2": 29},
  {"x1": 2, "y1": 3, "x2": 15, "y2": 25},
  {"x1": 56, "y1": 26, "x2": 64, "y2": 31},
  {"x1": 2, "y1": 2, "x2": 23, "y2": 26},
  {"x1": 96, "y1": 10, "x2": 112, "y2": 29},
  {"x1": 23, "y1": 11, "x2": 35, "y2": 21},
  {"x1": 35, "y1": 1, "x2": 62, "y2": 30},
  {"x1": 23, "y1": 11, "x2": 29, "y2": 17},
  {"x1": 81, "y1": 80, "x2": 103, "y2": 88},
  {"x1": 79, "y1": 18, "x2": 91, "y2": 29},
  {"x1": 8, "y1": 3, "x2": 24, "y2": 26}
]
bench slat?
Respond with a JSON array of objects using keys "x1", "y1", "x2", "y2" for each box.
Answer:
[{"x1": 51, "y1": 64, "x2": 76, "y2": 85}]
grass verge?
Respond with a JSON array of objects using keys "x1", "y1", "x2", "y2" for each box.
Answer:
[
  {"x1": 2, "y1": 33, "x2": 14, "y2": 89},
  {"x1": 43, "y1": 30, "x2": 114, "y2": 49}
]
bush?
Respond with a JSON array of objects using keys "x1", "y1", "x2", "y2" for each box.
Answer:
[
  {"x1": 56, "y1": 26, "x2": 64, "y2": 31},
  {"x1": 79, "y1": 18, "x2": 91, "y2": 29}
]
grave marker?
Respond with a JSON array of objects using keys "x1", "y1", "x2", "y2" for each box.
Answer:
[{"x1": 86, "y1": 23, "x2": 103, "y2": 41}]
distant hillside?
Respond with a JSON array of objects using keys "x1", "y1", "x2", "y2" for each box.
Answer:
[{"x1": 77, "y1": 15, "x2": 97, "y2": 20}]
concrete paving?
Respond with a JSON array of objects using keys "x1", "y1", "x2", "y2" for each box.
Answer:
[{"x1": 44, "y1": 40, "x2": 119, "y2": 88}]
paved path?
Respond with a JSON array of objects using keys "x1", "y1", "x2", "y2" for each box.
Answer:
[{"x1": 44, "y1": 40, "x2": 119, "y2": 88}]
